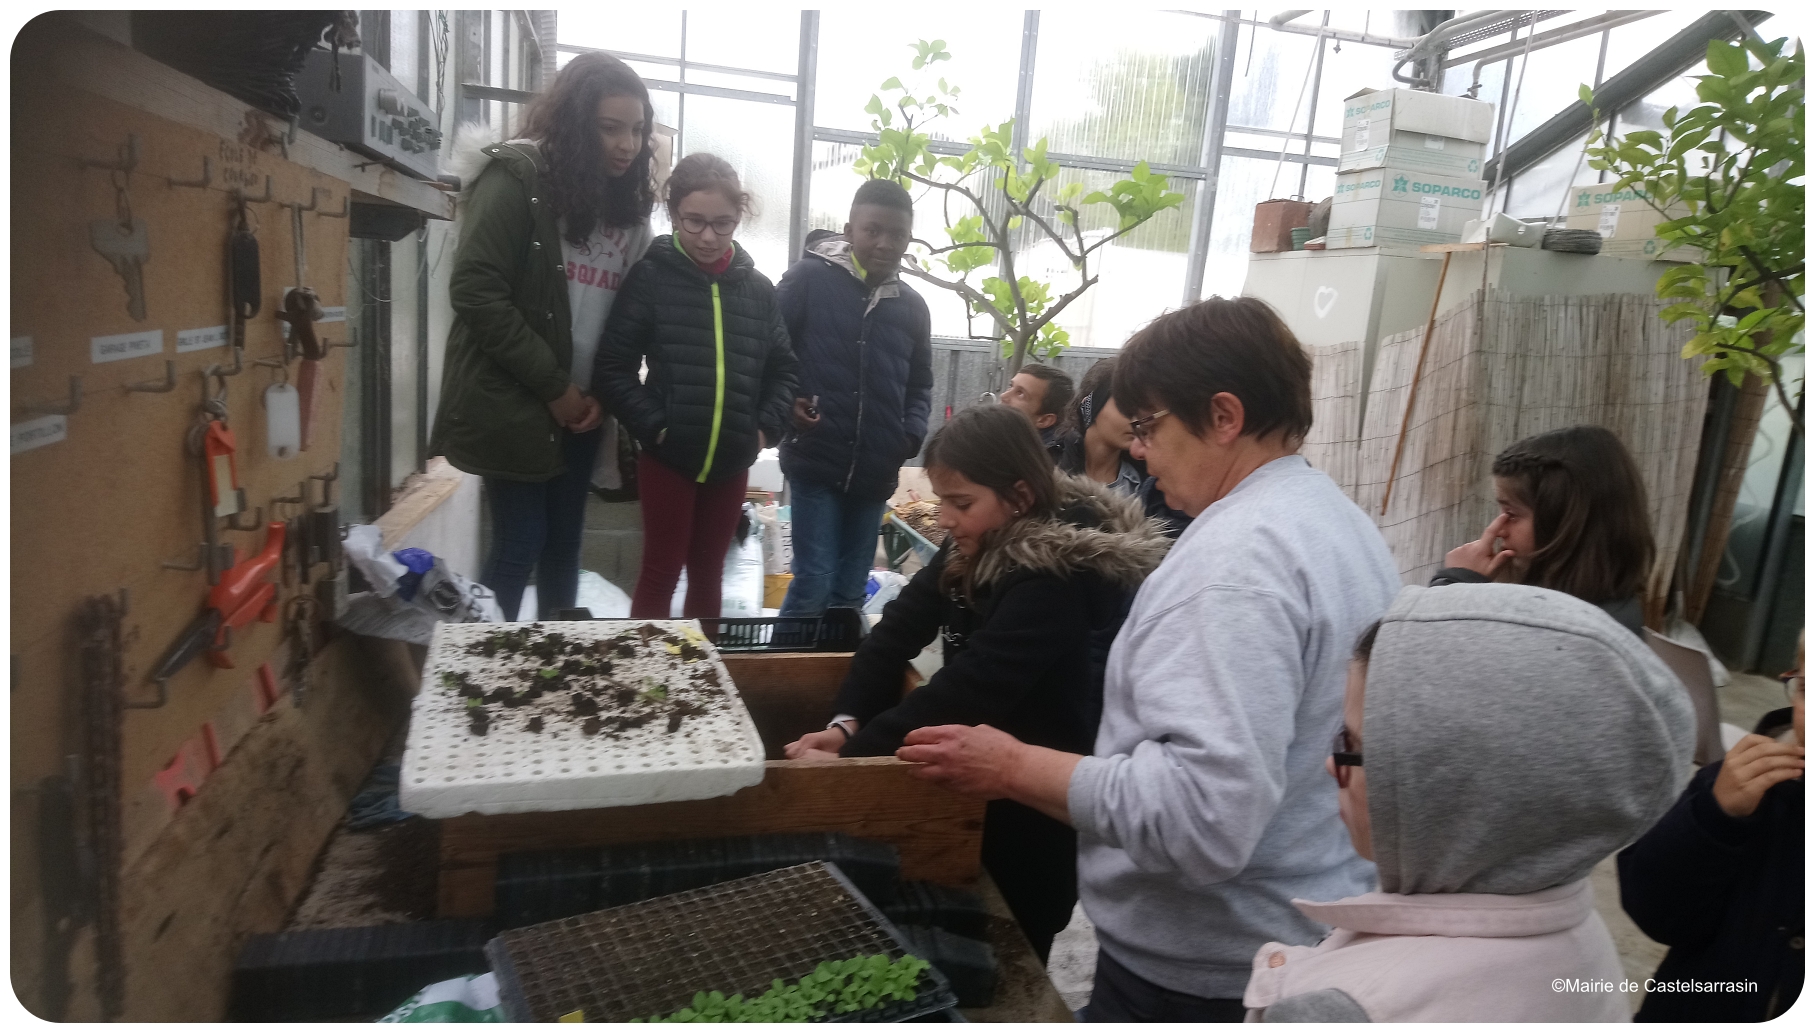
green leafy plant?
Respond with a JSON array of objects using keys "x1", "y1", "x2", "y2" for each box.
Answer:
[
  {"x1": 631, "y1": 953, "x2": 931, "y2": 1022},
  {"x1": 853, "y1": 41, "x2": 1185, "y2": 370},
  {"x1": 1582, "y1": 34, "x2": 1804, "y2": 426}
]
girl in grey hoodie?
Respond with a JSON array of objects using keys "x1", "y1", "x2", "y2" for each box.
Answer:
[{"x1": 1243, "y1": 582, "x2": 1695, "y2": 1022}]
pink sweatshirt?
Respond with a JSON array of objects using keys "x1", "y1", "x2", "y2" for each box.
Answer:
[{"x1": 1243, "y1": 879, "x2": 1631, "y2": 1022}]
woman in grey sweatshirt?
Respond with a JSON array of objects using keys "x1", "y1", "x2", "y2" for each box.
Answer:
[{"x1": 899, "y1": 298, "x2": 1401, "y2": 1020}]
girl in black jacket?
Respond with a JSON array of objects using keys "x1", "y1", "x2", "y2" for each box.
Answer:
[
  {"x1": 784, "y1": 404, "x2": 1171, "y2": 961},
  {"x1": 594, "y1": 154, "x2": 799, "y2": 618}
]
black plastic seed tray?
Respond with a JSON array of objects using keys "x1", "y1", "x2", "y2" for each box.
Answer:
[
  {"x1": 883, "y1": 882, "x2": 990, "y2": 941},
  {"x1": 895, "y1": 925, "x2": 998, "y2": 1008},
  {"x1": 486, "y1": 861, "x2": 958, "y2": 1023},
  {"x1": 228, "y1": 919, "x2": 494, "y2": 1021},
  {"x1": 550, "y1": 608, "x2": 866, "y2": 652},
  {"x1": 496, "y1": 832, "x2": 901, "y2": 929}
]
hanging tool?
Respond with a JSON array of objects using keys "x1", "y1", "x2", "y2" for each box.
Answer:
[
  {"x1": 263, "y1": 362, "x2": 301, "y2": 459},
  {"x1": 90, "y1": 209, "x2": 149, "y2": 321},
  {"x1": 76, "y1": 590, "x2": 129, "y2": 1019},
  {"x1": 271, "y1": 484, "x2": 308, "y2": 587},
  {"x1": 296, "y1": 355, "x2": 322, "y2": 450},
  {"x1": 278, "y1": 190, "x2": 327, "y2": 361},
  {"x1": 307, "y1": 463, "x2": 342, "y2": 574},
  {"x1": 283, "y1": 594, "x2": 322, "y2": 708},
  {"x1": 228, "y1": 199, "x2": 260, "y2": 361},
  {"x1": 205, "y1": 520, "x2": 286, "y2": 668}
]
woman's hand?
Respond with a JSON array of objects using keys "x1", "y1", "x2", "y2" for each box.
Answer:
[
  {"x1": 784, "y1": 727, "x2": 848, "y2": 759},
  {"x1": 568, "y1": 393, "x2": 604, "y2": 434},
  {"x1": 1712, "y1": 733, "x2": 1805, "y2": 817},
  {"x1": 897, "y1": 724, "x2": 1023, "y2": 799},
  {"x1": 1444, "y1": 513, "x2": 1516, "y2": 578},
  {"x1": 547, "y1": 384, "x2": 589, "y2": 427}
]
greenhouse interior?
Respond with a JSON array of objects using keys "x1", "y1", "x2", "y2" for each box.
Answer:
[{"x1": 8, "y1": 8, "x2": 1804, "y2": 1023}]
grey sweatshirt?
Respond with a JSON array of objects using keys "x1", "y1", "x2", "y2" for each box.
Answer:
[{"x1": 1069, "y1": 455, "x2": 1401, "y2": 998}]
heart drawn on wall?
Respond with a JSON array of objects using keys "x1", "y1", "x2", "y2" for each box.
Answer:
[{"x1": 1314, "y1": 285, "x2": 1339, "y2": 318}]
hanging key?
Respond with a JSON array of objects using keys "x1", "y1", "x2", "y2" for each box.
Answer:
[{"x1": 91, "y1": 217, "x2": 150, "y2": 321}]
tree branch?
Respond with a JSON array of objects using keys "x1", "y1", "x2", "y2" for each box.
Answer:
[
  {"x1": 1706, "y1": 336, "x2": 1803, "y2": 428},
  {"x1": 1011, "y1": 203, "x2": 1082, "y2": 266},
  {"x1": 1736, "y1": 246, "x2": 1807, "y2": 311},
  {"x1": 912, "y1": 236, "x2": 1001, "y2": 256},
  {"x1": 1022, "y1": 274, "x2": 1100, "y2": 340},
  {"x1": 902, "y1": 264, "x2": 1015, "y2": 338}
]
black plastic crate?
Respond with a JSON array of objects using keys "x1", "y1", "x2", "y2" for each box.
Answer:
[
  {"x1": 895, "y1": 925, "x2": 998, "y2": 1009},
  {"x1": 487, "y1": 861, "x2": 958, "y2": 1022},
  {"x1": 495, "y1": 832, "x2": 901, "y2": 929},
  {"x1": 553, "y1": 607, "x2": 868, "y2": 653},
  {"x1": 883, "y1": 882, "x2": 991, "y2": 941},
  {"x1": 228, "y1": 919, "x2": 493, "y2": 1021}
]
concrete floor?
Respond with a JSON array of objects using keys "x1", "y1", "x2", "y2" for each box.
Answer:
[{"x1": 1043, "y1": 670, "x2": 1790, "y2": 1016}]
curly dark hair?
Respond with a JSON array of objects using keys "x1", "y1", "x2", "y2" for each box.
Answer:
[
  {"x1": 520, "y1": 51, "x2": 655, "y2": 245},
  {"x1": 1491, "y1": 425, "x2": 1655, "y2": 604}
]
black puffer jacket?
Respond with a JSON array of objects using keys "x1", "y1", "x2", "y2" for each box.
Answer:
[
  {"x1": 1618, "y1": 712, "x2": 1804, "y2": 1022},
  {"x1": 833, "y1": 474, "x2": 1173, "y2": 758},
  {"x1": 593, "y1": 237, "x2": 799, "y2": 482}
]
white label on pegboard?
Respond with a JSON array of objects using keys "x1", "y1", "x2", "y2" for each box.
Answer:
[
  {"x1": 1352, "y1": 120, "x2": 1370, "y2": 150},
  {"x1": 1599, "y1": 204, "x2": 1621, "y2": 238},
  {"x1": 90, "y1": 329, "x2": 162, "y2": 364},
  {"x1": 11, "y1": 336, "x2": 31, "y2": 368},
  {"x1": 1424, "y1": 134, "x2": 1446, "y2": 150},
  {"x1": 1418, "y1": 196, "x2": 1442, "y2": 231},
  {"x1": 12, "y1": 415, "x2": 66, "y2": 454},
  {"x1": 176, "y1": 325, "x2": 229, "y2": 353}
]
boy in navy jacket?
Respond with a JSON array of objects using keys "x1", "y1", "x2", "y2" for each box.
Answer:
[{"x1": 775, "y1": 180, "x2": 933, "y2": 615}]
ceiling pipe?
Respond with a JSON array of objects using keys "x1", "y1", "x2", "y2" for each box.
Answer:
[
  {"x1": 1462, "y1": 10, "x2": 1659, "y2": 96},
  {"x1": 1392, "y1": 9, "x2": 1523, "y2": 88},
  {"x1": 1268, "y1": 10, "x2": 1314, "y2": 28}
]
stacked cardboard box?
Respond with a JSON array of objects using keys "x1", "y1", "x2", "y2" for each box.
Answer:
[
  {"x1": 1564, "y1": 180, "x2": 1696, "y2": 261},
  {"x1": 1329, "y1": 89, "x2": 1493, "y2": 250}
]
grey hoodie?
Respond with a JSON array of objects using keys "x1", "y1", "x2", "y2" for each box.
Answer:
[{"x1": 1365, "y1": 581, "x2": 1696, "y2": 895}]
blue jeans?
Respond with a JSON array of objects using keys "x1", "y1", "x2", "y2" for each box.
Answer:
[
  {"x1": 482, "y1": 427, "x2": 601, "y2": 621},
  {"x1": 779, "y1": 478, "x2": 887, "y2": 616}
]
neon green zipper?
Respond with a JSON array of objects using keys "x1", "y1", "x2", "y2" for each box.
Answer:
[{"x1": 698, "y1": 281, "x2": 726, "y2": 483}]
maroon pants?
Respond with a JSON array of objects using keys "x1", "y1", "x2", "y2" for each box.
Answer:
[{"x1": 631, "y1": 452, "x2": 749, "y2": 619}]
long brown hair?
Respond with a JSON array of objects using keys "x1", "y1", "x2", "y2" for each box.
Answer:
[
  {"x1": 520, "y1": 52, "x2": 655, "y2": 245},
  {"x1": 923, "y1": 404, "x2": 1062, "y2": 594},
  {"x1": 1492, "y1": 425, "x2": 1655, "y2": 604}
]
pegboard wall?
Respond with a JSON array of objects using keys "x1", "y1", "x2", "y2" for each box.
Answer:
[{"x1": 10, "y1": 75, "x2": 353, "y2": 897}]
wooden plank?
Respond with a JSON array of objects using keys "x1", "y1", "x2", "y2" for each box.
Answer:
[
  {"x1": 375, "y1": 457, "x2": 467, "y2": 550},
  {"x1": 722, "y1": 652, "x2": 856, "y2": 759},
  {"x1": 18, "y1": 15, "x2": 454, "y2": 219},
  {"x1": 1418, "y1": 241, "x2": 1503, "y2": 253},
  {"x1": 437, "y1": 757, "x2": 987, "y2": 917}
]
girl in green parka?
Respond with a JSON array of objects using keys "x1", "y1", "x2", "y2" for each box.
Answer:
[{"x1": 432, "y1": 52, "x2": 655, "y2": 621}]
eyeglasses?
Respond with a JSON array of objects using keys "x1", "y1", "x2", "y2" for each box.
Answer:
[
  {"x1": 678, "y1": 215, "x2": 740, "y2": 236},
  {"x1": 1782, "y1": 672, "x2": 1804, "y2": 705},
  {"x1": 1129, "y1": 409, "x2": 1172, "y2": 443},
  {"x1": 1330, "y1": 727, "x2": 1363, "y2": 789}
]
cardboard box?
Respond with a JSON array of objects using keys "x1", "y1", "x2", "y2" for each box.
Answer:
[
  {"x1": 1340, "y1": 123, "x2": 1485, "y2": 159},
  {"x1": 1251, "y1": 198, "x2": 1316, "y2": 253},
  {"x1": 1563, "y1": 181, "x2": 1689, "y2": 240},
  {"x1": 1338, "y1": 141, "x2": 1485, "y2": 177},
  {"x1": 1342, "y1": 88, "x2": 1495, "y2": 144},
  {"x1": 1326, "y1": 168, "x2": 1484, "y2": 249},
  {"x1": 1598, "y1": 236, "x2": 1698, "y2": 263}
]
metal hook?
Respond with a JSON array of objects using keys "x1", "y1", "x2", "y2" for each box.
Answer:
[
  {"x1": 281, "y1": 187, "x2": 323, "y2": 214},
  {"x1": 205, "y1": 345, "x2": 245, "y2": 383},
  {"x1": 224, "y1": 505, "x2": 265, "y2": 533},
  {"x1": 125, "y1": 360, "x2": 178, "y2": 394},
  {"x1": 314, "y1": 194, "x2": 349, "y2": 219},
  {"x1": 168, "y1": 156, "x2": 212, "y2": 190},
  {"x1": 231, "y1": 176, "x2": 273, "y2": 205},
  {"x1": 161, "y1": 542, "x2": 230, "y2": 573},
  {"x1": 309, "y1": 461, "x2": 341, "y2": 507},
  {"x1": 82, "y1": 133, "x2": 140, "y2": 173},
  {"x1": 18, "y1": 376, "x2": 83, "y2": 416},
  {"x1": 253, "y1": 356, "x2": 290, "y2": 385}
]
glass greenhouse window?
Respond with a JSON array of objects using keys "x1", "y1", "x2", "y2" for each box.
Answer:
[
  {"x1": 684, "y1": 12, "x2": 801, "y2": 76},
  {"x1": 1202, "y1": 153, "x2": 1294, "y2": 300},
  {"x1": 559, "y1": 8, "x2": 682, "y2": 59},
  {"x1": 1599, "y1": 10, "x2": 1703, "y2": 84},
  {"x1": 1503, "y1": 130, "x2": 1594, "y2": 221},
  {"x1": 679, "y1": 95, "x2": 796, "y2": 281},
  {"x1": 1227, "y1": 21, "x2": 1323, "y2": 135},
  {"x1": 1026, "y1": 11, "x2": 1219, "y2": 168},
  {"x1": 813, "y1": 11, "x2": 1021, "y2": 136}
]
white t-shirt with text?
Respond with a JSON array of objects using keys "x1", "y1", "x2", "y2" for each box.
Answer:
[{"x1": 560, "y1": 219, "x2": 653, "y2": 390}]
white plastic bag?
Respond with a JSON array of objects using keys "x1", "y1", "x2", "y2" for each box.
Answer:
[
  {"x1": 669, "y1": 505, "x2": 765, "y2": 617},
  {"x1": 755, "y1": 502, "x2": 793, "y2": 576},
  {"x1": 863, "y1": 570, "x2": 912, "y2": 614},
  {"x1": 576, "y1": 570, "x2": 632, "y2": 618},
  {"x1": 378, "y1": 972, "x2": 503, "y2": 1023}
]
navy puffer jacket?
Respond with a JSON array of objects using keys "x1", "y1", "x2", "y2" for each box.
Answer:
[
  {"x1": 593, "y1": 236, "x2": 799, "y2": 482},
  {"x1": 775, "y1": 239, "x2": 933, "y2": 500}
]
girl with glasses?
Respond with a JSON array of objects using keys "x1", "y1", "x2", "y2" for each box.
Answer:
[{"x1": 594, "y1": 153, "x2": 799, "y2": 618}]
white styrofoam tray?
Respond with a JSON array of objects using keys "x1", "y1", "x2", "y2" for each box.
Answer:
[{"x1": 400, "y1": 619, "x2": 767, "y2": 818}]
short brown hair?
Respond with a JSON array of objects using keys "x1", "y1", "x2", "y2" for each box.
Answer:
[
  {"x1": 1016, "y1": 362, "x2": 1074, "y2": 419},
  {"x1": 1112, "y1": 296, "x2": 1313, "y2": 444},
  {"x1": 1492, "y1": 425, "x2": 1655, "y2": 604},
  {"x1": 665, "y1": 152, "x2": 751, "y2": 223}
]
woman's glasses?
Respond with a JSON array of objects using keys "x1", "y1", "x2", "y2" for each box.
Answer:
[
  {"x1": 1129, "y1": 409, "x2": 1171, "y2": 443},
  {"x1": 678, "y1": 215, "x2": 739, "y2": 236},
  {"x1": 1330, "y1": 727, "x2": 1363, "y2": 789}
]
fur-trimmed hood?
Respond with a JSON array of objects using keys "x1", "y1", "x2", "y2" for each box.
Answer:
[
  {"x1": 948, "y1": 472, "x2": 1173, "y2": 592},
  {"x1": 446, "y1": 123, "x2": 539, "y2": 211}
]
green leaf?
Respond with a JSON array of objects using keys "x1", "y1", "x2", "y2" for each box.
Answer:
[
  {"x1": 1578, "y1": 83, "x2": 1595, "y2": 107},
  {"x1": 880, "y1": 76, "x2": 903, "y2": 91}
]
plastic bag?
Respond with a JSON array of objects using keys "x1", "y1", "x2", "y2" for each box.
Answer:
[
  {"x1": 754, "y1": 502, "x2": 793, "y2": 576},
  {"x1": 377, "y1": 972, "x2": 504, "y2": 1023},
  {"x1": 669, "y1": 504, "x2": 765, "y2": 618},
  {"x1": 576, "y1": 570, "x2": 631, "y2": 619},
  {"x1": 337, "y1": 527, "x2": 504, "y2": 643},
  {"x1": 863, "y1": 570, "x2": 912, "y2": 614}
]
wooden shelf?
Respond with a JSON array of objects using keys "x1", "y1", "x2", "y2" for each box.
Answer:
[{"x1": 21, "y1": 14, "x2": 455, "y2": 219}]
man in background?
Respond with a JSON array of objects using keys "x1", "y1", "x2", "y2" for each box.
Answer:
[{"x1": 999, "y1": 362, "x2": 1074, "y2": 461}]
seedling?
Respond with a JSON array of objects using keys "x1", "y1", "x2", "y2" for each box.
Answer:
[{"x1": 632, "y1": 954, "x2": 930, "y2": 1022}]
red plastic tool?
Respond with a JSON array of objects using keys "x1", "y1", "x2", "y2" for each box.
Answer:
[{"x1": 205, "y1": 521, "x2": 286, "y2": 668}]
